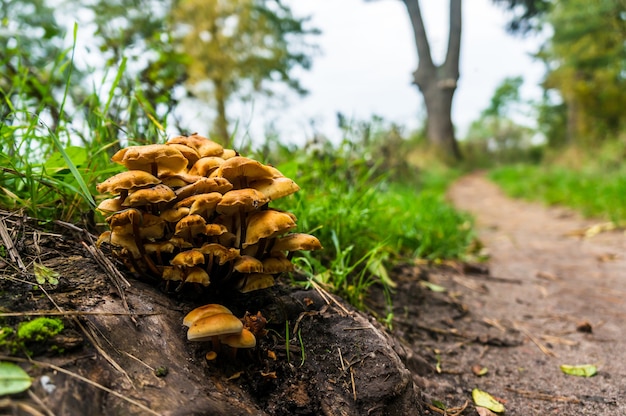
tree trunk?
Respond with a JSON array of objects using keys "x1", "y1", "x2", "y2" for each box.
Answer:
[
  {"x1": 402, "y1": 0, "x2": 463, "y2": 162},
  {"x1": 213, "y1": 75, "x2": 231, "y2": 148}
]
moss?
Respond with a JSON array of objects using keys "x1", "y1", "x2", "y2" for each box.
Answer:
[
  {"x1": 17, "y1": 317, "x2": 64, "y2": 342},
  {"x1": 0, "y1": 326, "x2": 14, "y2": 346}
]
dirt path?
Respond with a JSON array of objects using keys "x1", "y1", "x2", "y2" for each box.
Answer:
[{"x1": 444, "y1": 172, "x2": 626, "y2": 414}]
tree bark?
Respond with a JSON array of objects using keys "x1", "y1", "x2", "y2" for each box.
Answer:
[
  {"x1": 402, "y1": 0, "x2": 463, "y2": 162},
  {"x1": 213, "y1": 75, "x2": 231, "y2": 148}
]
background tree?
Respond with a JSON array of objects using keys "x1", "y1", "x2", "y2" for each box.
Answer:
[
  {"x1": 538, "y1": 0, "x2": 626, "y2": 146},
  {"x1": 399, "y1": 0, "x2": 462, "y2": 162},
  {"x1": 173, "y1": 0, "x2": 317, "y2": 147},
  {"x1": 379, "y1": 0, "x2": 548, "y2": 163}
]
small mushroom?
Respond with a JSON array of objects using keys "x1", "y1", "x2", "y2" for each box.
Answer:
[
  {"x1": 237, "y1": 273, "x2": 275, "y2": 293},
  {"x1": 174, "y1": 192, "x2": 222, "y2": 219},
  {"x1": 249, "y1": 177, "x2": 300, "y2": 201},
  {"x1": 174, "y1": 214, "x2": 207, "y2": 241},
  {"x1": 122, "y1": 184, "x2": 177, "y2": 208},
  {"x1": 261, "y1": 254, "x2": 295, "y2": 274},
  {"x1": 187, "y1": 312, "x2": 244, "y2": 352},
  {"x1": 184, "y1": 267, "x2": 210, "y2": 287},
  {"x1": 212, "y1": 156, "x2": 275, "y2": 189},
  {"x1": 234, "y1": 256, "x2": 264, "y2": 273},
  {"x1": 270, "y1": 233, "x2": 323, "y2": 254},
  {"x1": 96, "y1": 170, "x2": 161, "y2": 202},
  {"x1": 171, "y1": 249, "x2": 205, "y2": 268},
  {"x1": 243, "y1": 209, "x2": 297, "y2": 248},
  {"x1": 183, "y1": 304, "x2": 234, "y2": 327},
  {"x1": 188, "y1": 156, "x2": 225, "y2": 177},
  {"x1": 175, "y1": 177, "x2": 233, "y2": 200},
  {"x1": 112, "y1": 144, "x2": 188, "y2": 177},
  {"x1": 220, "y1": 328, "x2": 256, "y2": 359},
  {"x1": 167, "y1": 133, "x2": 224, "y2": 157}
]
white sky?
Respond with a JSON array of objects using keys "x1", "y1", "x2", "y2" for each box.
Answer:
[{"x1": 232, "y1": 0, "x2": 547, "y2": 146}]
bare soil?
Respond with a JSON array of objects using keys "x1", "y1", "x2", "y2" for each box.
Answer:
[{"x1": 1, "y1": 172, "x2": 625, "y2": 415}]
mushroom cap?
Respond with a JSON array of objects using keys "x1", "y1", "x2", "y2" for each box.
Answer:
[
  {"x1": 108, "y1": 230, "x2": 142, "y2": 259},
  {"x1": 220, "y1": 148, "x2": 238, "y2": 160},
  {"x1": 174, "y1": 192, "x2": 222, "y2": 218},
  {"x1": 175, "y1": 177, "x2": 233, "y2": 200},
  {"x1": 234, "y1": 255, "x2": 264, "y2": 273},
  {"x1": 160, "y1": 172, "x2": 204, "y2": 188},
  {"x1": 249, "y1": 177, "x2": 300, "y2": 201},
  {"x1": 204, "y1": 223, "x2": 229, "y2": 237},
  {"x1": 175, "y1": 214, "x2": 207, "y2": 240},
  {"x1": 271, "y1": 233, "x2": 323, "y2": 254},
  {"x1": 238, "y1": 273, "x2": 275, "y2": 293},
  {"x1": 220, "y1": 328, "x2": 256, "y2": 349},
  {"x1": 96, "y1": 197, "x2": 124, "y2": 214},
  {"x1": 211, "y1": 156, "x2": 275, "y2": 186},
  {"x1": 198, "y1": 243, "x2": 240, "y2": 265},
  {"x1": 216, "y1": 188, "x2": 269, "y2": 215},
  {"x1": 183, "y1": 304, "x2": 234, "y2": 327},
  {"x1": 167, "y1": 134, "x2": 224, "y2": 158},
  {"x1": 243, "y1": 209, "x2": 297, "y2": 248},
  {"x1": 188, "y1": 157, "x2": 225, "y2": 177},
  {"x1": 144, "y1": 241, "x2": 176, "y2": 254},
  {"x1": 171, "y1": 249, "x2": 205, "y2": 267},
  {"x1": 96, "y1": 170, "x2": 161, "y2": 195},
  {"x1": 184, "y1": 267, "x2": 210, "y2": 286},
  {"x1": 187, "y1": 313, "x2": 243, "y2": 341},
  {"x1": 109, "y1": 212, "x2": 165, "y2": 239},
  {"x1": 112, "y1": 144, "x2": 188, "y2": 176},
  {"x1": 261, "y1": 254, "x2": 295, "y2": 274},
  {"x1": 161, "y1": 266, "x2": 184, "y2": 281},
  {"x1": 166, "y1": 143, "x2": 201, "y2": 167},
  {"x1": 106, "y1": 208, "x2": 143, "y2": 228},
  {"x1": 122, "y1": 184, "x2": 176, "y2": 207},
  {"x1": 160, "y1": 207, "x2": 191, "y2": 223}
]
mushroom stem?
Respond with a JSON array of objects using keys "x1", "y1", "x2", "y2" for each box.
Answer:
[{"x1": 211, "y1": 336, "x2": 221, "y2": 353}]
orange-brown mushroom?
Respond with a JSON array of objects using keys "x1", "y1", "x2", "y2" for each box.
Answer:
[
  {"x1": 249, "y1": 177, "x2": 300, "y2": 201},
  {"x1": 122, "y1": 184, "x2": 176, "y2": 207},
  {"x1": 175, "y1": 177, "x2": 233, "y2": 200},
  {"x1": 187, "y1": 312, "x2": 244, "y2": 351},
  {"x1": 243, "y1": 209, "x2": 297, "y2": 248},
  {"x1": 96, "y1": 170, "x2": 161, "y2": 203},
  {"x1": 166, "y1": 134, "x2": 224, "y2": 158},
  {"x1": 183, "y1": 304, "x2": 234, "y2": 327},
  {"x1": 174, "y1": 214, "x2": 207, "y2": 241},
  {"x1": 188, "y1": 156, "x2": 225, "y2": 177},
  {"x1": 112, "y1": 144, "x2": 188, "y2": 177}
]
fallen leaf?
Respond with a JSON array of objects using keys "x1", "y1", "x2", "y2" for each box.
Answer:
[
  {"x1": 419, "y1": 280, "x2": 447, "y2": 293},
  {"x1": 560, "y1": 364, "x2": 597, "y2": 377},
  {"x1": 476, "y1": 406, "x2": 498, "y2": 416},
  {"x1": 34, "y1": 262, "x2": 60, "y2": 286},
  {"x1": 472, "y1": 388, "x2": 505, "y2": 413},
  {"x1": 0, "y1": 362, "x2": 32, "y2": 395},
  {"x1": 226, "y1": 371, "x2": 243, "y2": 380},
  {"x1": 431, "y1": 399, "x2": 446, "y2": 410},
  {"x1": 471, "y1": 365, "x2": 488, "y2": 376}
]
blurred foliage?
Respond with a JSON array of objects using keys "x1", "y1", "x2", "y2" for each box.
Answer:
[
  {"x1": 538, "y1": 0, "x2": 626, "y2": 146},
  {"x1": 173, "y1": 0, "x2": 318, "y2": 146},
  {"x1": 462, "y1": 77, "x2": 543, "y2": 167}
]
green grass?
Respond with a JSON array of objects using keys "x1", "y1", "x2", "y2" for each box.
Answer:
[
  {"x1": 489, "y1": 164, "x2": 626, "y2": 223},
  {"x1": 258, "y1": 139, "x2": 475, "y2": 313}
]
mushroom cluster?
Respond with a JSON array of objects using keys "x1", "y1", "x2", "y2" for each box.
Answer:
[{"x1": 95, "y1": 133, "x2": 322, "y2": 295}]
